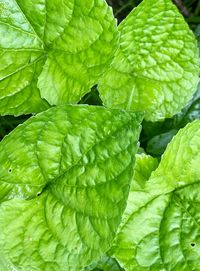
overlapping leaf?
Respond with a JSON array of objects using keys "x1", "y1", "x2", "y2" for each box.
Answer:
[
  {"x1": 0, "y1": 105, "x2": 142, "y2": 271},
  {"x1": 83, "y1": 154, "x2": 158, "y2": 271},
  {"x1": 84, "y1": 254, "x2": 124, "y2": 271},
  {"x1": 0, "y1": 0, "x2": 118, "y2": 115},
  {"x1": 111, "y1": 121, "x2": 200, "y2": 270},
  {"x1": 142, "y1": 83, "x2": 200, "y2": 156},
  {"x1": 98, "y1": 0, "x2": 200, "y2": 121}
]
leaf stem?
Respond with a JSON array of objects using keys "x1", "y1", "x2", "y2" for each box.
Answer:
[{"x1": 173, "y1": 0, "x2": 191, "y2": 17}]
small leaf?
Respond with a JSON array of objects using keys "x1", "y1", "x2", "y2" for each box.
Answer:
[
  {"x1": 131, "y1": 154, "x2": 159, "y2": 189},
  {"x1": 0, "y1": 0, "x2": 118, "y2": 115},
  {"x1": 98, "y1": 0, "x2": 200, "y2": 121},
  {"x1": 83, "y1": 254, "x2": 124, "y2": 271},
  {"x1": 0, "y1": 105, "x2": 143, "y2": 271},
  {"x1": 146, "y1": 129, "x2": 178, "y2": 156},
  {"x1": 112, "y1": 121, "x2": 200, "y2": 270}
]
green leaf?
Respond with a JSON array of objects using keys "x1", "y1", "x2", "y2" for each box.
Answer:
[
  {"x1": 131, "y1": 154, "x2": 159, "y2": 189},
  {"x1": 146, "y1": 128, "x2": 178, "y2": 156},
  {"x1": 181, "y1": 98, "x2": 200, "y2": 126},
  {"x1": 0, "y1": 105, "x2": 142, "y2": 271},
  {"x1": 141, "y1": 83, "x2": 200, "y2": 156},
  {"x1": 84, "y1": 254, "x2": 124, "y2": 271},
  {"x1": 0, "y1": 257, "x2": 10, "y2": 271},
  {"x1": 118, "y1": 154, "x2": 159, "y2": 231},
  {"x1": 98, "y1": 0, "x2": 200, "y2": 121},
  {"x1": 83, "y1": 154, "x2": 158, "y2": 271},
  {"x1": 111, "y1": 121, "x2": 200, "y2": 270},
  {"x1": 0, "y1": 0, "x2": 118, "y2": 115}
]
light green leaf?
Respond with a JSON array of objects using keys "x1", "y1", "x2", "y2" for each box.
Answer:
[
  {"x1": 98, "y1": 0, "x2": 200, "y2": 121},
  {"x1": 131, "y1": 154, "x2": 159, "y2": 190},
  {"x1": 112, "y1": 121, "x2": 200, "y2": 270},
  {"x1": 0, "y1": 260, "x2": 11, "y2": 271},
  {"x1": 84, "y1": 155, "x2": 158, "y2": 271},
  {"x1": 0, "y1": 105, "x2": 143, "y2": 271},
  {"x1": 118, "y1": 154, "x2": 159, "y2": 231},
  {"x1": 0, "y1": 0, "x2": 118, "y2": 115}
]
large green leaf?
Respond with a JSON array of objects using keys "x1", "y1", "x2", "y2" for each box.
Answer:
[
  {"x1": 0, "y1": 105, "x2": 142, "y2": 271},
  {"x1": 0, "y1": 0, "x2": 118, "y2": 115},
  {"x1": 83, "y1": 154, "x2": 158, "y2": 271},
  {"x1": 98, "y1": 0, "x2": 200, "y2": 121},
  {"x1": 112, "y1": 121, "x2": 200, "y2": 270}
]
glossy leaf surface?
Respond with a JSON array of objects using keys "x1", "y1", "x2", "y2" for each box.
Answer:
[
  {"x1": 112, "y1": 122, "x2": 200, "y2": 270},
  {"x1": 0, "y1": 105, "x2": 142, "y2": 271},
  {"x1": 99, "y1": 0, "x2": 200, "y2": 121},
  {"x1": 0, "y1": 0, "x2": 118, "y2": 115}
]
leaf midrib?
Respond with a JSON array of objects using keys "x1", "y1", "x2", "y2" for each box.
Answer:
[{"x1": 39, "y1": 116, "x2": 138, "y2": 197}]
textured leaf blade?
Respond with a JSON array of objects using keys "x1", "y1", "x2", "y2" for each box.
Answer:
[
  {"x1": 0, "y1": 52, "x2": 49, "y2": 115},
  {"x1": 98, "y1": 0, "x2": 200, "y2": 121},
  {"x1": 0, "y1": 0, "x2": 118, "y2": 114},
  {"x1": 0, "y1": 0, "x2": 49, "y2": 115},
  {"x1": 131, "y1": 154, "x2": 159, "y2": 190},
  {"x1": 38, "y1": 0, "x2": 118, "y2": 105},
  {"x1": 149, "y1": 120, "x2": 200, "y2": 192},
  {"x1": 112, "y1": 121, "x2": 200, "y2": 270},
  {"x1": 0, "y1": 105, "x2": 143, "y2": 270}
]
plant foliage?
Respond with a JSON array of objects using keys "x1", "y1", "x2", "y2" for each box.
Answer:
[
  {"x1": 0, "y1": 0, "x2": 118, "y2": 114},
  {"x1": 0, "y1": 0, "x2": 199, "y2": 270}
]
